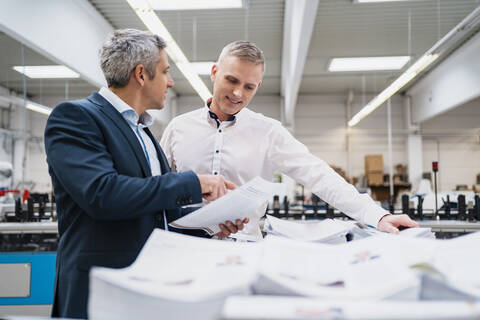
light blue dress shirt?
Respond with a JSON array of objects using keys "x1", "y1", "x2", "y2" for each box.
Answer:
[
  {"x1": 99, "y1": 87, "x2": 161, "y2": 176},
  {"x1": 99, "y1": 87, "x2": 167, "y2": 230}
]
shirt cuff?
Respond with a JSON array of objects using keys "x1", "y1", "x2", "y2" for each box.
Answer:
[{"x1": 363, "y1": 204, "x2": 390, "y2": 228}]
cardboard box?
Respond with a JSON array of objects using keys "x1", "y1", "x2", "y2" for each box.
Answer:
[
  {"x1": 367, "y1": 172, "x2": 384, "y2": 185},
  {"x1": 365, "y1": 155, "x2": 384, "y2": 173}
]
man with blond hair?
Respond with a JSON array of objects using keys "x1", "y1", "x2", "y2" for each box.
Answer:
[{"x1": 161, "y1": 40, "x2": 418, "y2": 241}]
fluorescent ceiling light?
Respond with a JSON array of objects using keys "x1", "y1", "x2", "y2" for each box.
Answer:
[
  {"x1": 348, "y1": 3, "x2": 480, "y2": 127},
  {"x1": 126, "y1": 0, "x2": 212, "y2": 101},
  {"x1": 354, "y1": 0, "x2": 422, "y2": 3},
  {"x1": 26, "y1": 102, "x2": 52, "y2": 115},
  {"x1": 190, "y1": 62, "x2": 215, "y2": 75},
  {"x1": 13, "y1": 65, "x2": 79, "y2": 79},
  {"x1": 147, "y1": 0, "x2": 242, "y2": 10},
  {"x1": 348, "y1": 54, "x2": 438, "y2": 127},
  {"x1": 329, "y1": 56, "x2": 411, "y2": 72}
]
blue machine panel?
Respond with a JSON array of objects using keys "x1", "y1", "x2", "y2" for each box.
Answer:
[{"x1": 0, "y1": 252, "x2": 56, "y2": 305}]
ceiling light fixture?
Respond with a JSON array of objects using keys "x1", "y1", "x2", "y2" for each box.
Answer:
[
  {"x1": 147, "y1": 0, "x2": 242, "y2": 10},
  {"x1": 26, "y1": 102, "x2": 52, "y2": 115},
  {"x1": 126, "y1": 0, "x2": 212, "y2": 101},
  {"x1": 13, "y1": 65, "x2": 80, "y2": 79},
  {"x1": 348, "y1": 5, "x2": 480, "y2": 127},
  {"x1": 329, "y1": 56, "x2": 411, "y2": 72},
  {"x1": 353, "y1": 0, "x2": 423, "y2": 3},
  {"x1": 348, "y1": 54, "x2": 438, "y2": 126}
]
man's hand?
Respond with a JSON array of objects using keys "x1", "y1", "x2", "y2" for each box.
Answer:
[
  {"x1": 215, "y1": 217, "x2": 250, "y2": 238},
  {"x1": 197, "y1": 174, "x2": 236, "y2": 201},
  {"x1": 377, "y1": 214, "x2": 419, "y2": 234}
]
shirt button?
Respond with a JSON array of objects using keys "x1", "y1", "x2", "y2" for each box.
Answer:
[
  {"x1": 216, "y1": 150, "x2": 219, "y2": 153},
  {"x1": 214, "y1": 172, "x2": 218, "y2": 175}
]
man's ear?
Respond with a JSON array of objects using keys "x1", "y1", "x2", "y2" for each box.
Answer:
[
  {"x1": 210, "y1": 64, "x2": 218, "y2": 82},
  {"x1": 132, "y1": 64, "x2": 146, "y2": 86}
]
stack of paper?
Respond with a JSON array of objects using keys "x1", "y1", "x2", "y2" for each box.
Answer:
[
  {"x1": 426, "y1": 232, "x2": 480, "y2": 299},
  {"x1": 87, "y1": 205, "x2": 480, "y2": 320},
  {"x1": 336, "y1": 220, "x2": 435, "y2": 241},
  {"x1": 88, "y1": 229, "x2": 262, "y2": 320},
  {"x1": 253, "y1": 235, "x2": 422, "y2": 300},
  {"x1": 222, "y1": 296, "x2": 480, "y2": 319},
  {"x1": 263, "y1": 215, "x2": 351, "y2": 243},
  {"x1": 398, "y1": 226, "x2": 435, "y2": 239}
]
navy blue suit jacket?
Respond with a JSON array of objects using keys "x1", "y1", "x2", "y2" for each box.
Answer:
[{"x1": 44, "y1": 92, "x2": 202, "y2": 319}]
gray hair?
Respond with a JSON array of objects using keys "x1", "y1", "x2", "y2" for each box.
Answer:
[
  {"x1": 218, "y1": 40, "x2": 265, "y2": 72},
  {"x1": 100, "y1": 29, "x2": 166, "y2": 87}
]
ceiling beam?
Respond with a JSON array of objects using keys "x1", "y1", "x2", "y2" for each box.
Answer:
[
  {"x1": 407, "y1": 29, "x2": 480, "y2": 123},
  {"x1": 0, "y1": 0, "x2": 113, "y2": 88},
  {"x1": 281, "y1": 0, "x2": 319, "y2": 129}
]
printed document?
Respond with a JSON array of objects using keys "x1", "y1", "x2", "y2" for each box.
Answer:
[{"x1": 170, "y1": 177, "x2": 278, "y2": 235}]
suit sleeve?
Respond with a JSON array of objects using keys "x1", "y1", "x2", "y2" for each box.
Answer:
[{"x1": 44, "y1": 102, "x2": 202, "y2": 221}]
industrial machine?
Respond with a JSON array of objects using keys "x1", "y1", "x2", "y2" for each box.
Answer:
[
  {"x1": 0, "y1": 193, "x2": 57, "y2": 317},
  {"x1": 266, "y1": 192, "x2": 480, "y2": 239}
]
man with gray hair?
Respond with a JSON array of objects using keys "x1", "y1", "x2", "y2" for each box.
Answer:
[
  {"x1": 44, "y1": 29, "x2": 246, "y2": 319},
  {"x1": 161, "y1": 40, "x2": 418, "y2": 241}
]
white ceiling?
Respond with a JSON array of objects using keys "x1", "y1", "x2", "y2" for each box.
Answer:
[
  {"x1": 1, "y1": 0, "x2": 479, "y2": 102},
  {"x1": 0, "y1": 32, "x2": 96, "y2": 101}
]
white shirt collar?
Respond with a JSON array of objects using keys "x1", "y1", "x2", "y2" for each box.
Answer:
[
  {"x1": 99, "y1": 87, "x2": 153, "y2": 127},
  {"x1": 204, "y1": 97, "x2": 249, "y2": 128}
]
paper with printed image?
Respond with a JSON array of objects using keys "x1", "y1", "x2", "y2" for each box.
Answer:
[
  {"x1": 89, "y1": 229, "x2": 263, "y2": 320},
  {"x1": 170, "y1": 177, "x2": 278, "y2": 235},
  {"x1": 253, "y1": 235, "x2": 434, "y2": 300}
]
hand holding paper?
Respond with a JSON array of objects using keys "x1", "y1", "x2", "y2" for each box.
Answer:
[
  {"x1": 216, "y1": 217, "x2": 250, "y2": 238},
  {"x1": 170, "y1": 177, "x2": 278, "y2": 235}
]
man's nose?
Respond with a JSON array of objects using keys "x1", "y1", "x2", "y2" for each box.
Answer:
[{"x1": 232, "y1": 87, "x2": 242, "y2": 97}]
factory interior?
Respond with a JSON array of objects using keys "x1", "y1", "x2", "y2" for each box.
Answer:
[{"x1": 1, "y1": 0, "x2": 480, "y2": 319}]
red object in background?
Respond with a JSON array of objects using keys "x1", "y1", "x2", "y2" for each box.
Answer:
[
  {"x1": 0, "y1": 189, "x2": 21, "y2": 197},
  {"x1": 432, "y1": 161, "x2": 439, "y2": 172},
  {"x1": 0, "y1": 189, "x2": 29, "y2": 202},
  {"x1": 23, "y1": 190, "x2": 30, "y2": 202}
]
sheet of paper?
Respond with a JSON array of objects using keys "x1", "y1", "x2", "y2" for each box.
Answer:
[
  {"x1": 170, "y1": 177, "x2": 278, "y2": 235},
  {"x1": 222, "y1": 296, "x2": 480, "y2": 319}
]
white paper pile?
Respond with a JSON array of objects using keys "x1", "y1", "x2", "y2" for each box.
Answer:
[
  {"x1": 253, "y1": 235, "x2": 424, "y2": 300},
  {"x1": 398, "y1": 226, "x2": 435, "y2": 239},
  {"x1": 88, "y1": 223, "x2": 480, "y2": 320},
  {"x1": 263, "y1": 216, "x2": 434, "y2": 243},
  {"x1": 263, "y1": 215, "x2": 351, "y2": 243},
  {"x1": 88, "y1": 229, "x2": 262, "y2": 320},
  {"x1": 222, "y1": 296, "x2": 480, "y2": 320}
]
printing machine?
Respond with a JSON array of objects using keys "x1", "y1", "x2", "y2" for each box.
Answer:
[
  {"x1": 0, "y1": 193, "x2": 57, "y2": 317},
  {"x1": 266, "y1": 193, "x2": 480, "y2": 238}
]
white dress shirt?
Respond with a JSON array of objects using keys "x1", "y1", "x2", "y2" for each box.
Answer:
[
  {"x1": 160, "y1": 102, "x2": 388, "y2": 240},
  {"x1": 99, "y1": 87, "x2": 161, "y2": 176}
]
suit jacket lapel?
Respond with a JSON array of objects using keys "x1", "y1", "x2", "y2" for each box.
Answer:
[
  {"x1": 87, "y1": 92, "x2": 152, "y2": 177},
  {"x1": 144, "y1": 128, "x2": 170, "y2": 174}
]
